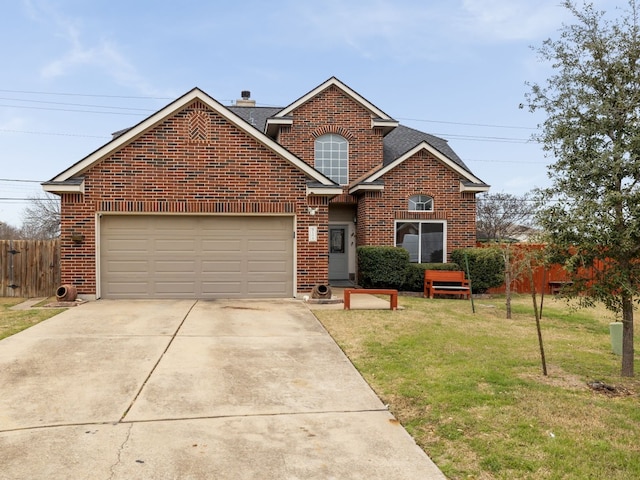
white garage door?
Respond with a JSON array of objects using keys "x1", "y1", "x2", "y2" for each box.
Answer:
[{"x1": 99, "y1": 215, "x2": 294, "y2": 299}]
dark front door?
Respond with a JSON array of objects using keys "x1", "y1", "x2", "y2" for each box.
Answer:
[{"x1": 328, "y1": 225, "x2": 349, "y2": 280}]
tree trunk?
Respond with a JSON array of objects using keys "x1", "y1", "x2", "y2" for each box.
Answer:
[
  {"x1": 504, "y1": 247, "x2": 512, "y2": 319},
  {"x1": 621, "y1": 294, "x2": 635, "y2": 377},
  {"x1": 528, "y1": 260, "x2": 547, "y2": 376}
]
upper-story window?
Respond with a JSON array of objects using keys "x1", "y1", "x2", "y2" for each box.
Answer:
[
  {"x1": 409, "y1": 194, "x2": 434, "y2": 212},
  {"x1": 314, "y1": 134, "x2": 348, "y2": 185}
]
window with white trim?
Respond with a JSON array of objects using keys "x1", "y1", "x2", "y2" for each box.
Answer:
[
  {"x1": 395, "y1": 221, "x2": 446, "y2": 263},
  {"x1": 408, "y1": 194, "x2": 433, "y2": 212},
  {"x1": 314, "y1": 134, "x2": 348, "y2": 184}
]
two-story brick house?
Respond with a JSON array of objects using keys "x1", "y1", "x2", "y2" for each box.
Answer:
[{"x1": 43, "y1": 77, "x2": 488, "y2": 299}]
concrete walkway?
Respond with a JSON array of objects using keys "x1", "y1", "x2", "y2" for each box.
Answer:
[{"x1": 0, "y1": 299, "x2": 445, "y2": 479}]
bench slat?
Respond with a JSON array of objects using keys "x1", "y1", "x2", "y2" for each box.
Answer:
[{"x1": 423, "y1": 270, "x2": 471, "y2": 299}]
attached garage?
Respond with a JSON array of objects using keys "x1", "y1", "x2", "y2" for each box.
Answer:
[{"x1": 99, "y1": 215, "x2": 294, "y2": 299}]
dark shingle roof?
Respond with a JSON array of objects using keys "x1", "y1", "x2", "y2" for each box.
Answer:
[
  {"x1": 383, "y1": 125, "x2": 470, "y2": 172},
  {"x1": 228, "y1": 106, "x2": 282, "y2": 131},
  {"x1": 230, "y1": 105, "x2": 478, "y2": 178}
]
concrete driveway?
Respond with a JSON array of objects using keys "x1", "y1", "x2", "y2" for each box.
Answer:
[{"x1": 0, "y1": 299, "x2": 445, "y2": 479}]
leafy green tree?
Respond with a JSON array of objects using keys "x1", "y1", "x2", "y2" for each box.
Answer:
[{"x1": 525, "y1": 0, "x2": 640, "y2": 376}]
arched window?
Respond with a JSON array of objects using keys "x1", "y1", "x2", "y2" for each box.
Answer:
[
  {"x1": 408, "y1": 194, "x2": 434, "y2": 212},
  {"x1": 314, "y1": 134, "x2": 348, "y2": 184}
]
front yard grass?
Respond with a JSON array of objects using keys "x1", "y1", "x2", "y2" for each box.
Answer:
[
  {"x1": 313, "y1": 294, "x2": 640, "y2": 480},
  {"x1": 0, "y1": 298, "x2": 65, "y2": 340}
]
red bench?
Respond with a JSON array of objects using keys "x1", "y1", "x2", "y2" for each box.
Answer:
[
  {"x1": 343, "y1": 288, "x2": 398, "y2": 310},
  {"x1": 424, "y1": 270, "x2": 471, "y2": 299}
]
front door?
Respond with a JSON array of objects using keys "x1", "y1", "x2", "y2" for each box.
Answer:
[{"x1": 329, "y1": 225, "x2": 349, "y2": 280}]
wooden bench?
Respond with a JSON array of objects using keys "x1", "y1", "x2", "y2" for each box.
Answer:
[
  {"x1": 548, "y1": 280, "x2": 573, "y2": 295},
  {"x1": 423, "y1": 270, "x2": 471, "y2": 299},
  {"x1": 343, "y1": 288, "x2": 398, "y2": 310}
]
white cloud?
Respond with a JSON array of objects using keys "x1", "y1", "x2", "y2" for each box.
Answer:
[
  {"x1": 459, "y1": 0, "x2": 569, "y2": 42},
  {"x1": 25, "y1": 0, "x2": 165, "y2": 96}
]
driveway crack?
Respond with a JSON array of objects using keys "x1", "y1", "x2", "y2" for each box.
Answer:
[
  {"x1": 107, "y1": 422, "x2": 133, "y2": 480},
  {"x1": 119, "y1": 300, "x2": 198, "y2": 421}
]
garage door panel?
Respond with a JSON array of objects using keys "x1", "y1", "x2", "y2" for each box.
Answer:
[
  {"x1": 247, "y1": 281, "x2": 289, "y2": 295},
  {"x1": 106, "y1": 239, "x2": 149, "y2": 252},
  {"x1": 105, "y1": 260, "x2": 149, "y2": 273},
  {"x1": 155, "y1": 239, "x2": 197, "y2": 252},
  {"x1": 201, "y1": 240, "x2": 242, "y2": 252},
  {"x1": 248, "y1": 261, "x2": 289, "y2": 273},
  {"x1": 155, "y1": 281, "x2": 197, "y2": 295},
  {"x1": 154, "y1": 260, "x2": 197, "y2": 274},
  {"x1": 201, "y1": 260, "x2": 243, "y2": 273},
  {"x1": 106, "y1": 282, "x2": 153, "y2": 296},
  {"x1": 100, "y1": 215, "x2": 293, "y2": 298}
]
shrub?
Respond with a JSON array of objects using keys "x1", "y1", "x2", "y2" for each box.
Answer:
[
  {"x1": 401, "y1": 262, "x2": 461, "y2": 292},
  {"x1": 357, "y1": 246, "x2": 409, "y2": 288},
  {"x1": 451, "y1": 247, "x2": 504, "y2": 293}
]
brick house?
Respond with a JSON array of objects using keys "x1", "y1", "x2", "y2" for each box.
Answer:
[{"x1": 43, "y1": 77, "x2": 489, "y2": 299}]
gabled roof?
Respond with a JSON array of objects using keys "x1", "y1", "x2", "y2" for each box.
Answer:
[
  {"x1": 350, "y1": 125, "x2": 490, "y2": 194},
  {"x1": 265, "y1": 77, "x2": 399, "y2": 137},
  {"x1": 43, "y1": 88, "x2": 338, "y2": 193}
]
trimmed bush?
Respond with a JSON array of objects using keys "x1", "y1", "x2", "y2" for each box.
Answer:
[
  {"x1": 451, "y1": 247, "x2": 504, "y2": 293},
  {"x1": 357, "y1": 246, "x2": 409, "y2": 288},
  {"x1": 401, "y1": 262, "x2": 461, "y2": 292}
]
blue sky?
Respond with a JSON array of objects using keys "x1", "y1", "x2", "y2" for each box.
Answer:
[{"x1": 0, "y1": 0, "x2": 629, "y2": 227}]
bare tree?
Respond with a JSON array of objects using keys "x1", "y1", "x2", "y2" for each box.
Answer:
[
  {"x1": 477, "y1": 192, "x2": 536, "y2": 318},
  {"x1": 477, "y1": 192, "x2": 535, "y2": 242},
  {"x1": 21, "y1": 193, "x2": 61, "y2": 239},
  {"x1": 0, "y1": 221, "x2": 24, "y2": 239}
]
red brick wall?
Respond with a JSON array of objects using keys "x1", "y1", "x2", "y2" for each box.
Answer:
[
  {"x1": 355, "y1": 150, "x2": 477, "y2": 259},
  {"x1": 59, "y1": 93, "x2": 478, "y2": 296},
  {"x1": 277, "y1": 85, "x2": 385, "y2": 182},
  {"x1": 59, "y1": 100, "x2": 330, "y2": 295}
]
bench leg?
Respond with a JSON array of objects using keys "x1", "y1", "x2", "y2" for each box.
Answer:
[
  {"x1": 343, "y1": 290, "x2": 351, "y2": 310},
  {"x1": 390, "y1": 293, "x2": 397, "y2": 310}
]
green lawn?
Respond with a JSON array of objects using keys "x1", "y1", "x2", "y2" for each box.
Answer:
[
  {"x1": 0, "y1": 298, "x2": 65, "y2": 340},
  {"x1": 313, "y1": 294, "x2": 640, "y2": 480}
]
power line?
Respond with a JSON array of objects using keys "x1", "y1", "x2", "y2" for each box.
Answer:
[
  {"x1": 398, "y1": 117, "x2": 538, "y2": 131},
  {"x1": 0, "y1": 178, "x2": 43, "y2": 183},
  {"x1": 0, "y1": 103, "x2": 145, "y2": 116},
  {"x1": 0, "y1": 88, "x2": 172, "y2": 100},
  {"x1": 0, "y1": 128, "x2": 109, "y2": 138},
  {"x1": 0, "y1": 97, "x2": 156, "y2": 112}
]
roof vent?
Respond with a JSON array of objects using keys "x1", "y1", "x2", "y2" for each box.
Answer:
[{"x1": 236, "y1": 90, "x2": 256, "y2": 107}]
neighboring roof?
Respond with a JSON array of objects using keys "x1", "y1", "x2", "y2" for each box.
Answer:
[{"x1": 43, "y1": 88, "x2": 337, "y2": 191}]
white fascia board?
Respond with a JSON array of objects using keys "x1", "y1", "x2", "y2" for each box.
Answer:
[
  {"x1": 50, "y1": 88, "x2": 335, "y2": 186},
  {"x1": 460, "y1": 182, "x2": 491, "y2": 193},
  {"x1": 348, "y1": 183, "x2": 384, "y2": 195},
  {"x1": 366, "y1": 141, "x2": 486, "y2": 185},
  {"x1": 266, "y1": 117, "x2": 293, "y2": 126},
  {"x1": 42, "y1": 180, "x2": 85, "y2": 194},
  {"x1": 306, "y1": 186, "x2": 344, "y2": 196},
  {"x1": 276, "y1": 77, "x2": 395, "y2": 121},
  {"x1": 372, "y1": 118, "x2": 399, "y2": 128}
]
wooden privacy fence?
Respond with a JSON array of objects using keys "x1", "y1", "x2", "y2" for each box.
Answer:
[
  {"x1": 0, "y1": 239, "x2": 61, "y2": 298},
  {"x1": 479, "y1": 243, "x2": 597, "y2": 295}
]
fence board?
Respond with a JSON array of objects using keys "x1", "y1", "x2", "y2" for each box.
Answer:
[{"x1": 0, "y1": 239, "x2": 60, "y2": 298}]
